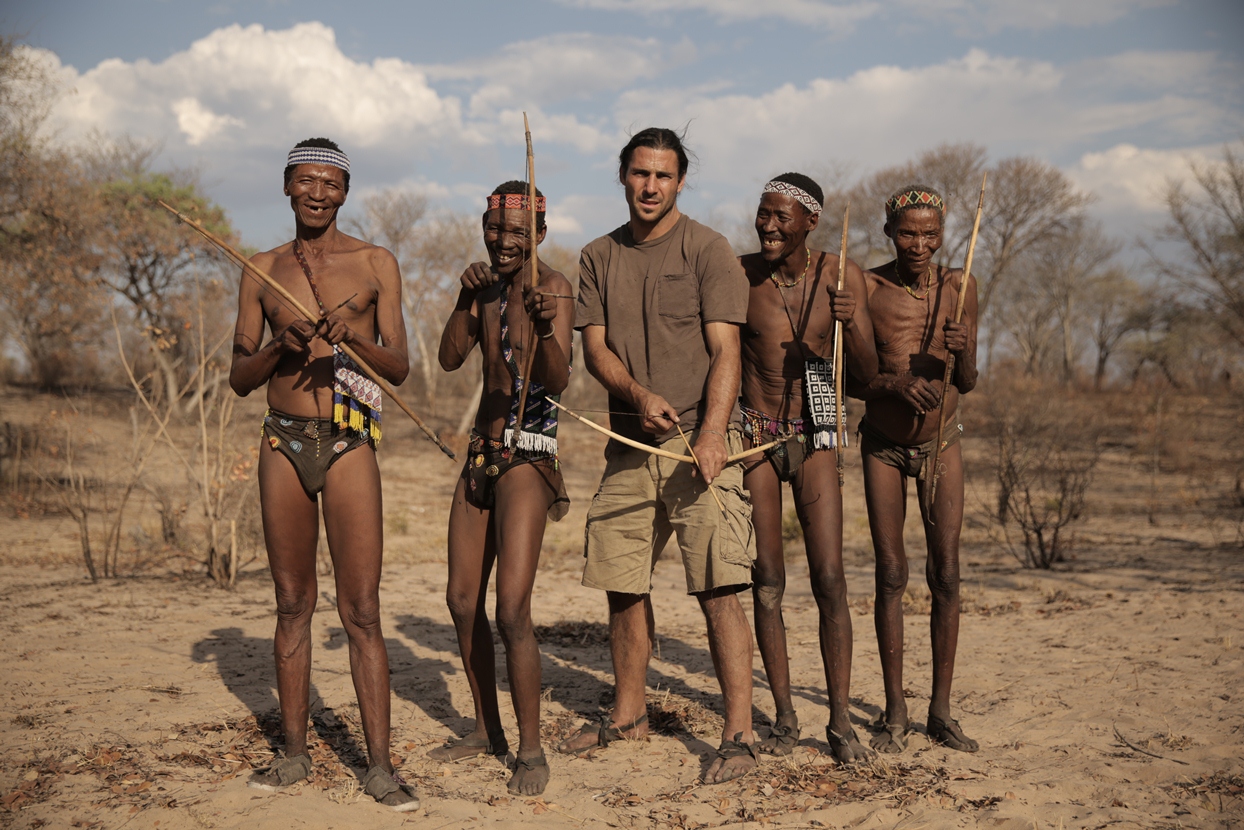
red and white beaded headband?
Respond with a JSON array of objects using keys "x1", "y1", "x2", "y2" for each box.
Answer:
[
  {"x1": 487, "y1": 193, "x2": 547, "y2": 211},
  {"x1": 763, "y1": 180, "x2": 822, "y2": 215},
  {"x1": 286, "y1": 146, "x2": 350, "y2": 174},
  {"x1": 886, "y1": 189, "x2": 944, "y2": 216}
]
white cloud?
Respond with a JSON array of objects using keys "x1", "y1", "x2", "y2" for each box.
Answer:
[
  {"x1": 46, "y1": 22, "x2": 467, "y2": 151},
  {"x1": 1069, "y1": 143, "x2": 1217, "y2": 214},
  {"x1": 908, "y1": 0, "x2": 1174, "y2": 34},
  {"x1": 557, "y1": 0, "x2": 879, "y2": 32},
  {"x1": 556, "y1": 0, "x2": 1171, "y2": 33},
  {"x1": 426, "y1": 33, "x2": 696, "y2": 113},
  {"x1": 613, "y1": 48, "x2": 1243, "y2": 196},
  {"x1": 172, "y1": 98, "x2": 243, "y2": 146}
]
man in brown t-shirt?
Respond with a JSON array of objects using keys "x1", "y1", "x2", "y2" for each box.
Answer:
[{"x1": 557, "y1": 128, "x2": 758, "y2": 784}]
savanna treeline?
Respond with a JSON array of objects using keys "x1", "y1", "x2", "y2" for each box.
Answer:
[{"x1": 1, "y1": 38, "x2": 1241, "y2": 581}]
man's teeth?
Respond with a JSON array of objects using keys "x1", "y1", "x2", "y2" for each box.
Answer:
[{"x1": 763, "y1": 239, "x2": 783, "y2": 248}]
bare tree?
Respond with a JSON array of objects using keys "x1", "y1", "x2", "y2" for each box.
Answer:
[
  {"x1": 1082, "y1": 267, "x2": 1153, "y2": 389},
  {"x1": 1029, "y1": 218, "x2": 1121, "y2": 383},
  {"x1": 1148, "y1": 142, "x2": 1244, "y2": 348},
  {"x1": 347, "y1": 191, "x2": 484, "y2": 408},
  {"x1": 976, "y1": 156, "x2": 1094, "y2": 321}
]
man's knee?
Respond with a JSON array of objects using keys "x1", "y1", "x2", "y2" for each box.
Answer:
[
  {"x1": 926, "y1": 561, "x2": 960, "y2": 604},
  {"x1": 339, "y1": 593, "x2": 382, "y2": 635},
  {"x1": 809, "y1": 568, "x2": 847, "y2": 607},
  {"x1": 493, "y1": 597, "x2": 533, "y2": 645},
  {"x1": 274, "y1": 584, "x2": 316, "y2": 624},
  {"x1": 751, "y1": 563, "x2": 785, "y2": 612},
  {"x1": 445, "y1": 587, "x2": 478, "y2": 623},
  {"x1": 875, "y1": 559, "x2": 908, "y2": 598}
]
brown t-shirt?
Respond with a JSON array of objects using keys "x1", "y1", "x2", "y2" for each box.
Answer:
[{"x1": 576, "y1": 214, "x2": 748, "y2": 445}]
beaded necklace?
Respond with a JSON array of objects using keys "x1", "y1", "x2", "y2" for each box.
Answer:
[
  {"x1": 769, "y1": 248, "x2": 811, "y2": 289},
  {"x1": 897, "y1": 262, "x2": 935, "y2": 300}
]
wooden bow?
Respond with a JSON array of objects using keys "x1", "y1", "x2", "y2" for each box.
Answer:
[
  {"x1": 833, "y1": 203, "x2": 849, "y2": 486},
  {"x1": 158, "y1": 200, "x2": 456, "y2": 460},
  {"x1": 509, "y1": 112, "x2": 541, "y2": 450},
  {"x1": 546, "y1": 397, "x2": 781, "y2": 464},
  {"x1": 925, "y1": 173, "x2": 986, "y2": 512}
]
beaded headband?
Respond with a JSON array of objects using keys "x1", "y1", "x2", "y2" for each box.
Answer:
[
  {"x1": 763, "y1": 179, "x2": 822, "y2": 215},
  {"x1": 286, "y1": 146, "x2": 350, "y2": 174},
  {"x1": 487, "y1": 193, "x2": 547, "y2": 212},
  {"x1": 886, "y1": 189, "x2": 944, "y2": 216}
]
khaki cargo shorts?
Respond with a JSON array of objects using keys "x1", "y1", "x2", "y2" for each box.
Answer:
[{"x1": 583, "y1": 429, "x2": 756, "y2": 595}]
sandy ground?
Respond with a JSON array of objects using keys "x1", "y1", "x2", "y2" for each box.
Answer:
[{"x1": 2, "y1": 398, "x2": 1243, "y2": 829}]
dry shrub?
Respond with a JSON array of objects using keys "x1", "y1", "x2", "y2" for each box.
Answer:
[{"x1": 984, "y1": 377, "x2": 1103, "y2": 568}]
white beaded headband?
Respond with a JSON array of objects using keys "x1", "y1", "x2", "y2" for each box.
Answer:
[
  {"x1": 763, "y1": 179, "x2": 822, "y2": 215},
  {"x1": 286, "y1": 146, "x2": 350, "y2": 174}
]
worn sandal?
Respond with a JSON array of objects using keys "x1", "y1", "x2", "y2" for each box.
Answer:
[
  {"x1": 704, "y1": 732, "x2": 758, "y2": 784},
  {"x1": 361, "y1": 766, "x2": 420, "y2": 812},
  {"x1": 556, "y1": 712, "x2": 648, "y2": 755},
  {"x1": 927, "y1": 714, "x2": 979, "y2": 753},
  {"x1": 758, "y1": 711, "x2": 801, "y2": 756},
  {"x1": 869, "y1": 712, "x2": 910, "y2": 754},
  {"x1": 826, "y1": 726, "x2": 874, "y2": 764},
  {"x1": 507, "y1": 753, "x2": 550, "y2": 795},
  {"x1": 428, "y1": 730, "x2": 509, "y2": 762},
  {"x1": 247, "y1": 753, "x2": 311, "y2": 791}
]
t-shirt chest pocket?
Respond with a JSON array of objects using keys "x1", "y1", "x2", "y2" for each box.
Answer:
[{"x1": 656, "y1": 273, "x2": 700, "y2": 319}]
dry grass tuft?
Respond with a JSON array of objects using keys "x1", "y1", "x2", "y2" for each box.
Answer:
[
  {"x1": 534, "y1": 619, "x2": 610, "y2": 647},
  {"x1": 647, "y1": 689, "x2": 724, "y2": 738}
]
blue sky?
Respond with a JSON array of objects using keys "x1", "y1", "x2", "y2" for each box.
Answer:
[{"x1": 7, "y1": 0, "x2": 1243, "y2": 252}]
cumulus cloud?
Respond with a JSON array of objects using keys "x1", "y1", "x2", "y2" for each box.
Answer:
[
  {"x1": 906, "y1": 0, "x2": 1175, "y2": 34},
  {"x1": 46, "y1": 22, "x2": 466, "y2": 151},
  {"x1": 1069, "y1": 143, "x2": 1217, "y2": 214},
  {"x1": 556, "y1": 0, "x2": 1171, "y2": 33},
  {"x1": 614, "y1": 48, "x2": 1243, "y2": 200},
  {"x1": 557, "y1": 0, "x2": 879, "y2": 32}
]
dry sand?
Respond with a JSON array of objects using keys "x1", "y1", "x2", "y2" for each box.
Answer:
[{"x1": 1, "y1": 397, "x2": 1242, "y2": 829}]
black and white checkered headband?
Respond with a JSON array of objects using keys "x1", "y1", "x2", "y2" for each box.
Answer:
[
  {"x1": 286, "y1": 146, "x2": 350, "y2": 174},
  {"x1": 763, "y1": 180, "x2": 822, "y2": 215}
]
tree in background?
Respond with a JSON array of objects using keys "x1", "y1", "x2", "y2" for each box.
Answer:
[
  {"x1": 1149, "y1": 142, "x2": 1244, "y2": 349},
  {"x1": 89, "y1": 140, "x2": 235, "y2": 409},
  {"x1": 0, "y1": 38, "x2": 108, "y2": 387}
]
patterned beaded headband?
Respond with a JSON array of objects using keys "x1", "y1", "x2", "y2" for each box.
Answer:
[
  {"x1": 286, "y1": 146, "x2": 350, "y2": 174},
  {"x1": 487, "y1": 193, "x2": 547, "y2": 212},
  {"x1": 763, "y1": 179, "x2": 822, "y2": 215},
  {"x1": 886, "y1": 189, "x2": 944, "y2": 217}
]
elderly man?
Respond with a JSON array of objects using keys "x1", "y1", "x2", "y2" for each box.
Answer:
[
  {"x1": 229, "y1": 138, "x2": 418, "y2": 810},
  {"x1": 557, "y1": 128, "x2": 758, "y2": 784},
  {"x1": 853, "y1": 185, "x2": 979, "y2": 754},
  {"x1": 738, "y1": 173, "x2": 877, "y2": 763},
  {"x1": 435, "y1": 180, "x2": 574, "y2": 796}
]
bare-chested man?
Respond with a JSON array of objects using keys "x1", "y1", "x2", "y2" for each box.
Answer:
[
  {"x1": 557, "y1": 128, "x2": 758, "y2": 784},
  {"x1": 852, "y1": 185, "x2": 979, "y2": 754},
  {"x1": 435, "y1": 181, "x2": 574, "y2": 796},
  {"x1": 739, "y1": 173, "x2": 878, "y2": 763},
  {"x1": 229, "y1": 138, "x2": 418, "y2": 810}
]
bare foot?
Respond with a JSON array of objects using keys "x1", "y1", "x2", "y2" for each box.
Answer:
[
  {"x1": 428, "y1": 729, "x2": 508, "y2": 762},
  {"x1": 927, "y1": 713, "x2": 979, "y2": 752},
  {"x1": 703, "y1": 733, "x2": 757, "y2": 784},
  {"x1": 556, "y1": 712, "x2": 648, "y2": 755},
  {"x1": 758, "y1": 710, "x2": 800, "y2": 756},
  {"x1": 826, "y1": 726, "x2": 875, "y2": 764},
  {"x1": 508, "y1": 753, "x2": 549, "y2": 795}
]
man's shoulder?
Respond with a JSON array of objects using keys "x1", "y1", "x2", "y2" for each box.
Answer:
[
  {"x1": 582, "y1": 223, "x2": 633, "y2": 256},
  {"x1": 681, "y1": 215, "x2": 731, "y2": 249}
]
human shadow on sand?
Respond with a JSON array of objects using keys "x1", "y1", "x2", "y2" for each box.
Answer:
[{"x1": 191, "y1": 626, "x2": 367, "y2": 769}]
